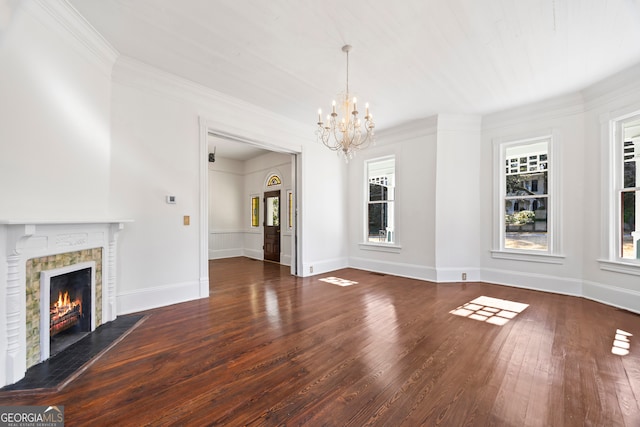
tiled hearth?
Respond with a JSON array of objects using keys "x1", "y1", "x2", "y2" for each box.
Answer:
[{"x1": 0, "y1": 220, "x2": 128, "y2": 388}]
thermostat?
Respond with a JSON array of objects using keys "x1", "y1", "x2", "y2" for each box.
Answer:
[{"x1": 166, "y1": 195, "x2": 176, "y2": 204}]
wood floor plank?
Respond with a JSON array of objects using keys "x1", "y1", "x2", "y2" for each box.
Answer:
[{"x1": 1, "y1": 257, "x2": 639, "y2": 426}]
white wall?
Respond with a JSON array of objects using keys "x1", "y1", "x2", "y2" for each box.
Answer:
[
  {"x1": 109, "y1": 77, "x2": 202, "y2": 313},
  {"x1": 434, "y1": 115, "x2": 482, "y2": 281},
  {"x1": 479, "y1": 65, "x2": 640, "y2": 313},
  {"x1": 301, "y1": 142, "x2": 349, "y2": 276},
  {"x1": 209, "y1": 157, "x2": 245, "y2": 259},
  {"x1": 580, "y1": 64, "x2": 640, "y2": 310},
  {"x1": 480, "y1": 95, "x2": 586, "y2": 296},
  {"x1": 0, "y1": 0, "x2": 117, "y2": 387},
  {"x1": 348, "y1": 118, "x2": 439, "y2": 280},
  {"x1": 109, "y1": 56, "x2": 346, "y2": 311},
  {"x1": 243, "y1": 152, "x2": 293, "y2": 263},
  {"x1": 0, "y1": 0, "x2": 115, "y2": 219},
  {"x1": 208, "y1": 152, "x2": 294, "y2": 265},
  {"x1": 5, "y1": 0, "x2": 640, "y2": 328},
  {"x1": 348, "y1": 115, "x2": 482, "y2": 283}
]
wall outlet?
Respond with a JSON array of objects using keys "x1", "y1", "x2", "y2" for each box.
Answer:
[
  {"x1": 310, "y1": 266, "x2": 313, "y2": 273},
  {"x1": 462, "y1": 272, "x2": 467, "y2": 281}
]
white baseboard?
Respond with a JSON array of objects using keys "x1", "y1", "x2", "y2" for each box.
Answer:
[
  {"x1": 583, "y1": 280, "x2": 640, "y2": 314},
  {"x1": 281, "y1": 254, "x2": 291, "y2": 266},
  {"x1": 209, "y1": 248, "x2": 243, "y2": 259},
  {"x1": 116, "y1": 262, "x2": 640, "y2": 320},
  {"x1": 199, "y1": 276, "x2": 209, "y2": 298},
  {"x1": 243, "y1": 248, "x2": 263, "y2": 260},
  {"x1": 436, "y1": 267, "x2": 481, "y2": 282},
  {"x1": 480, "y1": 268, "x2": 583, "y2": 296},
  {"x1": 349, "y1": 257, "x2": 437, "y2": 281},
  {"x1": 117, "y1": 280, "x2": 203, "y2": 315},
  {"x1": 302, "y1": 257, "x2": 349, "y2": 277}
]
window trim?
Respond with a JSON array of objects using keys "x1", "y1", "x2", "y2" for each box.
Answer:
[
  {"x1": 492, "y1": 131, "x2": 563, "y2": 261},
  {"x1": 364, "y1": 155, "x2": 397, "y2": 247},
  {"x1": 599, "y1": 108, "x2": 640, "y2": 273}
]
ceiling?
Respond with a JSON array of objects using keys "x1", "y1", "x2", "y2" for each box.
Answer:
[
  {"x1": 207, "y1": 134, "x2": 273, "y2": 161},
  {"x1": 69, "y1": 0, "x2": 640, "y2": 157}
]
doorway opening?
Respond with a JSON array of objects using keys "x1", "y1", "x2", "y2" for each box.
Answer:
[{"x1": 200, "y1": 121, "x2": 300, "y2": 280}]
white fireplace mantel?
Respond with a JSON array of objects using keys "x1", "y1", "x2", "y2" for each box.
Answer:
[{"x1": 0, "y1": 219, "x2": 130, "y2": 387}]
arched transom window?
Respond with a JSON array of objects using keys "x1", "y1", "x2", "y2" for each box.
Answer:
[{"x1": 267, "y1": 174, "x2": 282, "y2": 187}]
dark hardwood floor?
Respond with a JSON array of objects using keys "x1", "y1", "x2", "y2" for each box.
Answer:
[{"x1": 2, "y1": 257, "x2": 639, "y2": 426}]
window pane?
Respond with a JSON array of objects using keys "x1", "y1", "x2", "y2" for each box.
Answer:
[
  {"x1": 266, "y1": 196, "x2": 279, "y2": 226},
  {"x1": 369, "y1": 182, "x2": 388, "y2": 201},
  {"x1": 506, "y1": 172, "x2": 547, "y2": 197},
  {"x1": 505, "y1": 198, "x2": 548, "y2": 250},
  {"x1": 368, "y1": 202, "x2": 389, "y2": 242},
  {"x1": 621, "y1": 190, "x2": 639, "y2": 259},
  {"x1": 504, "y1": 140, "x2": 549, "y2": 251},
  {"x1": 251, "y1": 197, "x2": 259, "y2": 227},
  {"x1": 367, "y1": 157, "x2": 395, "y2": 243},
  {"x1": 624, "y1": 141, "x2": 636, "y2": 188}
]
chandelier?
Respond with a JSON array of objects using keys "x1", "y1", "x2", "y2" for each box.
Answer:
[{"x1": 316, "y1": 45, "x2": 375, "y2": 162}]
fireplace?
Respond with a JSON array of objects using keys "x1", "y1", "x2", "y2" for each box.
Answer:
[
  {"x1": 40, "y1": 262, "x2": 96, "y2": 361},
  {"x1": 0, "y1": 220, "x2": 127, "y2": 388}
]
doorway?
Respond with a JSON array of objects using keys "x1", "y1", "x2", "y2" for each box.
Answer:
[
  {"x1": 264, "y1": 190, "x2": 280, "y2": 263},
  {"x1": 201, "y1": 122, "x2": 301, "y2": 283}
]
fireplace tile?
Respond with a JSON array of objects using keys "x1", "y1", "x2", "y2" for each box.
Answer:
[{"x1": 25, "y1": 248, "x2": 104, "y2": 368}]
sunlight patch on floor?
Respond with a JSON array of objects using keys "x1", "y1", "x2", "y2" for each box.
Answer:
[
  {"x1": 450, "y1": 296, "x2": 529, "y2": 326},
  {"x1": 612, "y1": 329, "x2": 632, "y2": 356},
  {"x1": 319, "y1": 277, "x2": 358, "y2": 287}
]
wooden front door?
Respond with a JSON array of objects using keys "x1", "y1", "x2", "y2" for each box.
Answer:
[{"x1": 263, "y1": 190, "x2": 280, "y2": 263}]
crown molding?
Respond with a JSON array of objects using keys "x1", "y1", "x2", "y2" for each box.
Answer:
[
  {"x1": 436, "y1": 114, "x2": 482, "y2": 133},
  {"x1": 376, "y1": 115, "x2": 438, "y2": 143},
  {"x1": 26, "y1": 0, "x2": 118, "y2": 76},
  {"x1": 482, "y1": 92, "x2": 585, "y2": 131},
  {"x1": 113, "y1": 56, "x2": 309, "y2": 147},
  {"x1": 582, "y1": 62, "x2": 640, "y2": 112}
]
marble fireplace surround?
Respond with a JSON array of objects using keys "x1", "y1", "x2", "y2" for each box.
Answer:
[{"x1": 0, "y1": 220, "x2": 128, "y2": 388}]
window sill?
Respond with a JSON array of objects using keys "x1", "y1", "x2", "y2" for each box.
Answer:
[
  {"x1": 491, "y1": 250, "x2": 565, "y2": 264},
  {"x1": 598, "y1": 259, "x2": 640, "y2": 276},
  {"x1": 359, "y1": 242, "x2": 402, "y2": 253}
]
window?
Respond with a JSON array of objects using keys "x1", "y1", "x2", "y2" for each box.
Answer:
[
  {"x1": 616, "y1": 115, "x2": 640, "y2": 261},
  {"x1": 251, "y1": 196, "x2": 259, "y2": 227},
  {"x1": 494, "y1": 134, "x2": 561, "y2": 262},
  {"x1": 366, "y1": 157, "x2": 395, "y2": 244},
  {"x1": 267, "y1": 174, "x2": 281, "y2": 186},
  {"x1": 503, "y1": 140, "x2": 549, "y2": 251}
]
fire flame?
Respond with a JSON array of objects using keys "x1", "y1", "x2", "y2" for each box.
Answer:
[
  {"x1": 51, "y1": 290, "x2": 81, "y2": 316},
  {"x1": 57, "y1": 291, "x2": 71, "y2": 308}
]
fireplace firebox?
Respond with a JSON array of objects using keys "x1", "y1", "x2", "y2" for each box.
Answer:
[
  {"x1": 40, "y1": 261, "x2": 96, "y2": 361},
  {"x1": 49, "y1": 267, "x2": 92, "y2": 355}
]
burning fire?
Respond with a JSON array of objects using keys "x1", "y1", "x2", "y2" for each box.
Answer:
[
  {"x1": 51, "y1": 291, "x2": 82, "y2": 318},
  {"x1": 50, "y1": 290, "x2": 83, "y2": 336}
]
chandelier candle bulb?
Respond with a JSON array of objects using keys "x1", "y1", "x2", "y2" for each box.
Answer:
[
  {"x1": 317, "y1": 109, "x2": 322, "y2": 123},
  {"x1": 332, "y1": 100, "x2": 336, "y2": 114}
]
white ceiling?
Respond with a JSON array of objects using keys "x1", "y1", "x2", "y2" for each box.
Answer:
[
  {"x1": 70, "y1": 0, "x2": 640, "y2": 137},
  {"x1": 207, "y1": 134, "x2": 272, "y2": 161}
]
